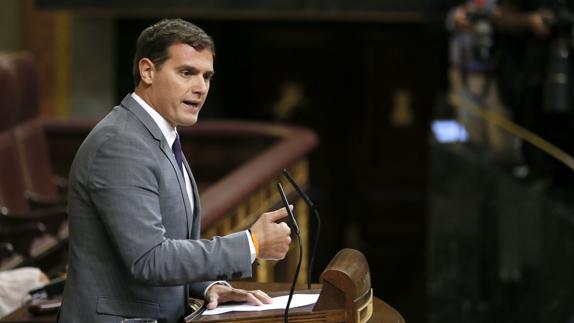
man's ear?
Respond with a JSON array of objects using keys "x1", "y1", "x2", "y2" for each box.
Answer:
[{"x1": 139, "y1": 58, "x2": 155, "y2": 85}]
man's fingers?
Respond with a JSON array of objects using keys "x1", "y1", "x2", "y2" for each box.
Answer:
[
  {"x1": 251, "y1": 289, "x2": 272, "y2": 304},
  {"x1": 251, "y1": 206, "x2": 293, "y2": 260},
  {"x1": 244, "y1": 293, "x2": 264, "y2": 306},
  {"x1": 266, "y1": 205, "x2": 293, "y2": 222},
  {"x1": 227, "y1": 289, "x2": 265, "y2": 306},
  {"x1": 206, "y1": 296, "x2": 219, "y2": 310},
  {"x1": 208, "y1": 287, "x2": 274, "y2": 309},
  {"x1": 280, "y1": 222, "x2": 291, "y2": 235}
]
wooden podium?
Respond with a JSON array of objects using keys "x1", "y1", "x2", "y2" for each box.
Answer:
[
  {"x1": 0, "y1": 249, "x2": 404, "y2": 323},
  {"x1": 187, "y1": 248, "x2": 399, "y2": 323}
]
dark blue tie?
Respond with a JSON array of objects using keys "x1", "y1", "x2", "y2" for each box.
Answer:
[{"x1": 172, "y1": 134, "x2": 184, "y2": 175}]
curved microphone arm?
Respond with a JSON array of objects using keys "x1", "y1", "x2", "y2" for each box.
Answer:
[{"x1": 282, "y1": 169, "x2": 321, "y2": 289}]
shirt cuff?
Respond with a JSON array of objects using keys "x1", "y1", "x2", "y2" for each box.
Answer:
[
  {"x1": 245, "y1": 230, "x2": 256, "y2": 263},
  {"x1": 203, "y1": 281, "x2": 232, "y2": 299}
]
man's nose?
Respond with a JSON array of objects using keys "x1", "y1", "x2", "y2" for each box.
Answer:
[{"x1": 192, "y1": 76, "x2": 208, "y2": 94}]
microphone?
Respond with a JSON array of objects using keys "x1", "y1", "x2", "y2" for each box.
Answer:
[
  {"x1": 282, "y1": 169, "x2": 321, "y2": 290},
  {"x1": 276, "y1": 182, "x2": 302, "y2": 323}
]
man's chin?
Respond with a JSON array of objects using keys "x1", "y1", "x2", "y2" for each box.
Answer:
[{"x1": 178, "y1": 116, "x2": 199, "y2": 127}]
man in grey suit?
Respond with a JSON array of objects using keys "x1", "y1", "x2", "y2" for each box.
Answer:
[{"x1": 59, "y1": 19, "x2": 292, "y2": 323}]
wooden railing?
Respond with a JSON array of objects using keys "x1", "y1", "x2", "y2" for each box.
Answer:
[
  {"x1": 42, "y1": 118, "x2": 318, "y2": 283},
  {"x1": 180, "y1": 122, "x2": 318, "y2": 284}
]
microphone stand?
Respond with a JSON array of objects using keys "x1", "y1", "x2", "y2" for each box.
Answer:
[
  {"x1": 282, "y1": 169, "x2": 321, "y2": 289},
  {"x1": 277, "y1": 182, "x2": 302, "y2": 323}
]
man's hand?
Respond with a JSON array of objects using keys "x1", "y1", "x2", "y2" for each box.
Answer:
[
  {"x1": 250, "y1": 206, "x2": 292, "y2": 260},
  {"x1": 205, "y1": 284, "x2": 272, "y2": 310}
]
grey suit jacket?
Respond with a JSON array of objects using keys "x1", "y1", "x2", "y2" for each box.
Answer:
[{"x1": 59, "y1": 95, "x2": 252, "y2": 323}]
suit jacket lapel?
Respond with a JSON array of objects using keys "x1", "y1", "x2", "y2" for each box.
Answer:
[{"x1": 120, "y1": 94, "x2": 193, "y2": 236}]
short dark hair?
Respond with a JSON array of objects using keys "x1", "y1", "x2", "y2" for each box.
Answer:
[{"x1": 132, "y1": 18, "x2": 215, "y2": 87}]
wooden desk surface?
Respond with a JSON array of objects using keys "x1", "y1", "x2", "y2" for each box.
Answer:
[
  {"x1": 1, "y1": 282, "x2": 404, "y2": 323},
  {"x1": 231, "y1": 282, "x2": 405, "y2": 323}
]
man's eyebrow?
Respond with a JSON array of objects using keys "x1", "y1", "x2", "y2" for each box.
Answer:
[{"x1": 177, "y1": 64, "x2": 215, "y2": 76}]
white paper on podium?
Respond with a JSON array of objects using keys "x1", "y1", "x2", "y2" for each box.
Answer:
[{"x1": 201, "y1": 293, "x2": 320, "y2": 316}]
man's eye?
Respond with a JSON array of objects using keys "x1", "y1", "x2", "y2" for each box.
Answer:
[{"x1": 182, "y1": 70, "x2": 191, "y2": 76}]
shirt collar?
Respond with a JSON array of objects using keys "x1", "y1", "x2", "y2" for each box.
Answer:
[{"x1": 131, "y1": 92, "x2": 178, "y2": 148}]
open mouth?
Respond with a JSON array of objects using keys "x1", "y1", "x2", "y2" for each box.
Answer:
[{"x1": 183, "y1": 100, "x2": 200, "y2": 109}]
